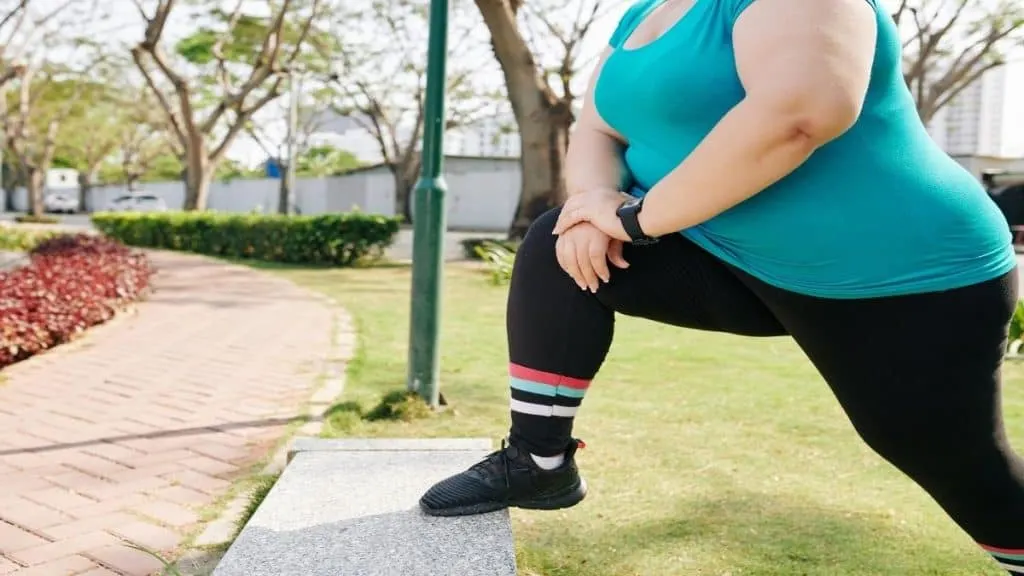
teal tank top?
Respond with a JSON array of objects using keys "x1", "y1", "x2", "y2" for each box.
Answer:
[{"x1": 594, "y1": 0, "x2": 1016, "y2": 298}]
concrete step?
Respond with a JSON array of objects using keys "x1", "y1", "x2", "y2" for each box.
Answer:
[{"x1": 213, "y1": 438, "x2": 517, "y2": 576}]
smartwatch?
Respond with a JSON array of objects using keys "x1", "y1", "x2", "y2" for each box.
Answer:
[{"x1": 616, "y1": 196, "x2": 658, "y2": 245}]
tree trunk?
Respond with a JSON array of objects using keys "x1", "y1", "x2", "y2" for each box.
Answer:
[
  {"x1": 126, "y1": 172, "x2": 141, "y2": 193},
  {"x1": 2, "y1": 161, "x2": 18, "y2": 212},
  {"x1": 509, "y1": 112, "x2": 570, "y2": 239},
  {"x1": 76, "y1": 169, "x2": 97, "y2": 213},
  {"x1": 183, "y1": 154, "x2": 211, "y2": 211},
  {"x1": 26, "y1": 166, "x2": 44, "y2": 217},
  {"x1": 474, "y1": 0, "x2": 571, "y2": 240},
  {"x1": 277, "y1": 165, "x2": 289, "y2": 214},
  {"x1": 392, "y1": 158, "x2": 420, "y2": 223}
]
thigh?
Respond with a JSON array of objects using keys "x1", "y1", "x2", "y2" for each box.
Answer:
[
  {"x1": 594, "y1": 229, "x2": 786, "y2": 337},
  {"x1": 740, "y1": 269, "x2": 1018, "y2": 467}
]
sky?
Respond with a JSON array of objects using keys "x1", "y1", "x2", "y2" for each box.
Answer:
[{"x1": 9, "y1": 0, "x2": 1024, "y2": 164}]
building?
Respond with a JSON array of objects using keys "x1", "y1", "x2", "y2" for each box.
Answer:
[
  {"x1": 928, "y1": 62, "x2": 1024, "y2": 162},
  {"x1": 45, "y1": 168, "x2": 78, "y2": 190}
]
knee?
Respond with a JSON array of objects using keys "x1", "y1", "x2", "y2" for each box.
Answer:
[
  {"x1": 851, "y1": 414, "x2": 1001, "y2": 488},
  {"x1": 516, "y1": 207, "x2": 562, "y2": 261}
]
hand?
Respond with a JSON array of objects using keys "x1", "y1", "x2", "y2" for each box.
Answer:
[
  {"x1": 555, "y1": 222, "x2": 629, "y2": 292},
  {"x1": 553, "y1": 188, "x2": 632, "y2": 242}
]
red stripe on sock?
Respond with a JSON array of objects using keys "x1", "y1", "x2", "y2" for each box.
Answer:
[
  {"x1": 981, "y1": 544, "x2": 1024, "y2": 555},
  {"x1": 509, "y1": 363, "x2": 590, "y2": 390}
]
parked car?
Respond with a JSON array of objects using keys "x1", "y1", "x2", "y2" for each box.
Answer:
[
  {"x1": 44, "y1": 192, "x2": 78, "y2": 214},
  {"x1": 105, "y1": 193, "x2": 168, "y2": 213}
]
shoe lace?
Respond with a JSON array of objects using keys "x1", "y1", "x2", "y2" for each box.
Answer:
[{"x1": 470, "y1": 439, "x2": 514, "y2": 488}]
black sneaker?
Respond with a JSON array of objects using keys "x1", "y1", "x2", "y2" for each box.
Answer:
[{"x1": 419, "y1": 438, "x2": 587, "y2": 517}]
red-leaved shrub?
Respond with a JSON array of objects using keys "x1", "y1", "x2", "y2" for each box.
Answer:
[{"x1": 0, "y1": 234, "x2": 154, "y2": 368}]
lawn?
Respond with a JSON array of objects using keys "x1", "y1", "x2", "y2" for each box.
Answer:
[{"x1": 269, "y1": 262, "x2": 1024, "y2": 576}]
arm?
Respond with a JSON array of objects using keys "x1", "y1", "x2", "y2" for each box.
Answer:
[
  {"x1": 565, "y1": 47, "x2": 631, "y2": 198},
  {"x1": 635, "y1": 0, "x2": 877, "y2": 237}
]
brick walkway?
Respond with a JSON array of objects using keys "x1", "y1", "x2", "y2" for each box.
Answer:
[{"x1": 0, "y1": 252, "x2": 334, "y2": 575}]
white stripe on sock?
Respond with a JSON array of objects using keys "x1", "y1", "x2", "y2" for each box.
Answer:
[
  {"x1": 510, "y1": 399, "x2": 577, "y2": 418},
  {"x1": 998, "y1": 561, "x2": 1024, "y2": 574},
  {"x1": 552, "y1": 404, "x2": 577, "y2": 417}
]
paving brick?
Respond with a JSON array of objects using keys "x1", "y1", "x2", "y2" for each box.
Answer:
[
  {"x1": 161, "y1": 469, "x2": 230, "y2": 494},
  {"x1": 109, "y1": 520, "x2": 181, "y2": 552},
  {"x1": 75, "y1": 565, "x2": 119, "y2": 573},
  {"x1": 10, "y1": 555, "x2": 97, "y2": 575},
  {"x1": 86, "y1": 539, "x2": 176, "y2": 575},
  {"x1": 36, "y1": 512, "x2": 137, "y2": 540},
  {"x1": 0, "y1": 472, "x2": 55, "y2": 493},
  {"x1": 0, "y1": 520, "x2": 49, "y2": 552},
  {"x1": 8, "y1": 531, "x2": 119, "y2": 565},
  {"x1": 134, "y1": 499, "x2": 199, "y2": 528},
  {"x1": 83, "y1": 443, "x2": 144, "y2": 467},
  {"x1": 148, "y1": 485, "x2": 210, "y2": 507},
  {"x1": 0, "y1": 557, "x2": 19, "y2": 574},
  {"x1": 23, "y1": 487, "x2": 97, "y2": 511},
  {"x1": 0, "y1": 498, "x2": 75, "y2": 531},
  {"x1": 61, "y1": 452, "x2": 133, "y2": 480},
  {"x1": 82, "y1": 476, "x2": 170, "y2": 500},
  {"x1": 0, "y1": 251, "x2": 334, "y2": 568},
  {"x1": 180, "y1": 455, "x2": 237, "y2": 477},
  {"x1": 78, "y1": 568, "x2": 121, "y2": 576},
  {"x1": 64, "y1": 494, "x2": 150, "y2": 520}
]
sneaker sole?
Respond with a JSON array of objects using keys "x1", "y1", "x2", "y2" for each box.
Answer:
[{"x1": 420, "y1": 477, "x2": 588, "y2": 517}]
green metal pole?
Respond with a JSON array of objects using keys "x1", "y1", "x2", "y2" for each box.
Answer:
[{"x1": 406, "y1": 0, "x2": 450, "y2": 407}]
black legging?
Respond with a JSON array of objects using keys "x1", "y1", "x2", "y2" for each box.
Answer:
[{"x1": 507, "y1": 208, "x2": 1024, "y2": 573}]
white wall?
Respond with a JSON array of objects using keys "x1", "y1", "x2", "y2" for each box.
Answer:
[{"x1": 3, "y1": 157, "x2": 525, "y2": 232}]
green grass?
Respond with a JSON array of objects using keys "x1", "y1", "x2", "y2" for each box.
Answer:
[{"x1": 268, "y1": 262, "x2": 1024, "y2": 576}]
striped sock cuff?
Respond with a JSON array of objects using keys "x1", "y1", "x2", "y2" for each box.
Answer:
[
  {"x1": 980, "y1": 544, "x2": 1024, "y2": 574},
  {"x1": 509, "y1": 363, "x2": 591, "y2": 418}
]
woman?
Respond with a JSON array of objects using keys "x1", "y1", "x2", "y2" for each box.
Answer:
[{"x1": 420, "y1": 0, "x2": 1024, "y2": 572}]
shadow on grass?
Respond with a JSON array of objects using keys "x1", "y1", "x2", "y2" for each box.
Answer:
[{"x1": 518, "y1": 486, "x2": 995, "y2": 576}]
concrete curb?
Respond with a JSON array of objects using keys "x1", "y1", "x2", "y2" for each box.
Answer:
[{"x1": 213, "y1": 438, "x2": 516, "y2": 576}]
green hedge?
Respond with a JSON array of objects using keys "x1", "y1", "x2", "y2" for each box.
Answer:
[
  {"x1": 460, "y1": 237, "x2": 519, "y2": 260},
  {"x1": 0, "y1": 227, "x2": 58, "y2": 251},
  {"x1": 91, "y1": 211, "x2": 402, "y2": 266}
]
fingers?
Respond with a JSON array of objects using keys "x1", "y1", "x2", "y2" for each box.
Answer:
[
  {"x1": 589, "y1": 238, "x2": 611, "y2": 284},
  {"x1": 576, "y1": 237, "x2": 600, "y2": 292},
  {"x1": 556, "y1": 235, "x2": 586, "y2": 291},
  {"x1": 608, "y1": 240, "x2": 630, "y2": 269},
  {"x1": 553, "y1": 200, "x2": 587, "y2": 235}
]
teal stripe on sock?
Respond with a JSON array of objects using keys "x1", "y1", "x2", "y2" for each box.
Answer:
[
  {"x1": 991, "y1": 550, "x2": 1024, "y2": 562},
  {"x1": 509, "y1": 377, "x2": 587, "y2": 398}
]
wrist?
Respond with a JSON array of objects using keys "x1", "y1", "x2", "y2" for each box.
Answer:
[{"x1": 637, "y1": 208, "x2": 658, "y2": 238}]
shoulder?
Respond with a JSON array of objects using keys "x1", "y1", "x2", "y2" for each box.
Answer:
[
  {"x1": 725, "y1": 0, "x2": 878, "y2": 24},
  {"x1": 608, "y1": 0, "x2": 660, "y2": 48}
]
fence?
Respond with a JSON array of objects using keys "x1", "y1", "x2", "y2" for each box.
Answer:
[{"x1": 2, "y1": 157, "x2": 523, "y2": 232}]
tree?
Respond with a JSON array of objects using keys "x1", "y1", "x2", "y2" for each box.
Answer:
[
  {"x1": 58, "y1": 68, "x2": 138, "y2": 211},
  {"x1": 1, "y1": 63, "x2": 105, "y2": 216},
  {"x1": 328, "y1": 0, "x2": 502, "y2": 222},
  {"x1": 895, "y1": 0, "x2": 1024, "y2": 123},
  {"x1": 297, "y1": 144, "x2": 360, "y2": 176},
  {"x1": 1, "y1": 0, "x2": 102, "y2": 211},
  {"x1": 113, "y1": 89, "x2": 178, "y2": 193},
  {"x1": 474, "y1": 0, "x2": 617, "y2": 238},
  {"x1": 244, "y1": 81, "x2": 336, "y2": 213},
  {"x1": 130, "y1": 0, "x2": 330, "y2": 210}
]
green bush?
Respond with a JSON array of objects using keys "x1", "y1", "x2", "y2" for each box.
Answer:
[
  {"x1": 474, "y1": 240, "x2": 516, "y2": 285},
  {"x1": 460, "y1": 237, "x2": 519, "y2": 260},
  {"x1": 0, "y1": 227, "x2": 57, "y2": 251},
  {"x1": 1009, "y1": 300, "x2": 1024, "y2": 347},
  {"x1": 91, "y1": 211, "x2": 402, "y2": 266},
  {"x1": 14, "y1": 214, "x2": 61, "y2": 225}
]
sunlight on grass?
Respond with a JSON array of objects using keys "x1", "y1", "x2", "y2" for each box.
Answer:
[{"x1": 270, "y1": 262, "x2": 1024, "y2": 576}]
